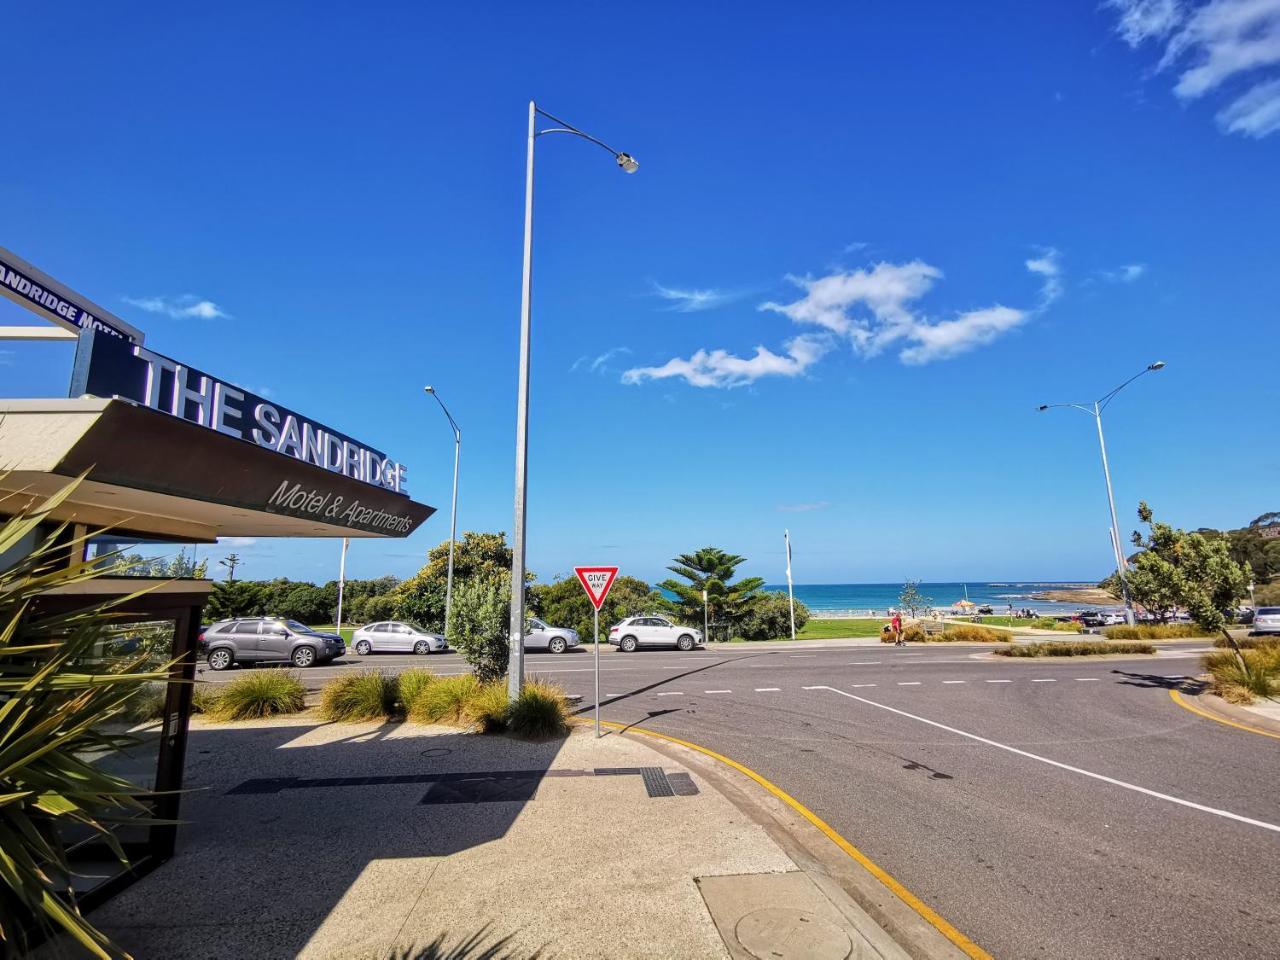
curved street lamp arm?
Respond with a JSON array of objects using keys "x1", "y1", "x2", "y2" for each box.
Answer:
[
  {"x1": 427, "y1": 390, "x2": 461, "y2": 439},
  {"x1": 534, "y1": 107, "x2": 626, "y2": 159},
  {"x1": 1097, "y1": 366, "x2": 1155, "y2": 412},
  {"x1": 1038, "y1": 402, "x2": 1097, "y2": 416}
]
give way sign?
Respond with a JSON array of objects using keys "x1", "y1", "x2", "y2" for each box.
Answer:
[{"x1": 574, "y1": 566, "x2": 619, "y2": 610}]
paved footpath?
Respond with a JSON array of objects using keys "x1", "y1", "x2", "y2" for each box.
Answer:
[{"x1": 66, "y1": 716, "x2": 920, "y2": 960}]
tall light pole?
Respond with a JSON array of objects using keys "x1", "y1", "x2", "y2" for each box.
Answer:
[
  {"x1": 1039, "y1": 361, "x2": 1166, "y2": 626},
  {"x1": 424, "y1": 386, "x2": 461, "y2": 640},
  {"x1": 507, "y1": 101, "x2": 639, "y2": 700},
  {"x1": 336, "y1": 537, "x2": 349, "y2": 632}
]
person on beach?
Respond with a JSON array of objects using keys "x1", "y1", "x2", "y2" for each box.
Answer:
[{"x1": 891, "y1": 611, "x2": 904, "y2": 645}]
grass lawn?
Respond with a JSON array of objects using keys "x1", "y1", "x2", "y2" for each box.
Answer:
[
  {"x1": 795, "y1": 618, "x2": 885, "y2": 639},
  {"x1": 974, "y1": 616, "x2": 1034, "y2": 628}
]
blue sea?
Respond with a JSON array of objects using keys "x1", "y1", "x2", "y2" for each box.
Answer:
[{"x1": 760, "y1": 582, "x2": 1112, "y2": 617}]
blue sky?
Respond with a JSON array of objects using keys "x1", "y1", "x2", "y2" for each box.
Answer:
[{"x1": 3, "y1": 1, "x2": 1277, "y2": 587}]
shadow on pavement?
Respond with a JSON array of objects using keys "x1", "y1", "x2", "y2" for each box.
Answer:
[
  {"x1": 69, "y1": 719, "x2": 568, "y2": 960},
  {"x1": 390, "y1": 923, "x2": 543, "y2": 960},
  {"x1": 569, "y1": 650, "x2": 777, "y2": 717},
  {"x1": 1111, "y1": 669, "x2": 1207, "y2": 693}
]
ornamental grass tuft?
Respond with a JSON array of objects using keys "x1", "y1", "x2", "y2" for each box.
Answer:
[
  {"x1": 208, "y1": 670, "x2": 306, "y2": 721},
  {"x1": 319, "y1": 671, "x2": 400, "y2": 722},
  {"x1": 1203, "y1": 645, "x2": 1280, "y2": 704},
  {"x1": 463, "y1": 682, "x2": 511, "y2": 733},
  {"x1": 995, "y1": 640, "x2": 1156, "y2": 657},
  {"x1": 396, "y1": 667, "x2": 436, "y2": 711},
  {"x1": 408, "y1": 673, "x2": 481, "y2": 725},
  {"x1": 1104, "y1": 624, "x2": 1205, "y2": 640},
  {"x1": 505, "y1": 678, "x2": 570, "y2": 739},
  {"x1": 932, "y1": 624, "x2": 1011, "y2": 643}
]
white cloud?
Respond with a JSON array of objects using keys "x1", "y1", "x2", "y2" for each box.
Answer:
[
  {"x1": 1025, "y1": 247, "x2": 1064, "y2": 306},
  {"x1": 843, "y1": 241, "x2": 870, "y2": 253},
  {"x1": 622, "y1": 334, "x2": 830, "y2": 388},
  {"x1": 650, "y1": 282, "x2": 741, "y2": 313},
  {"x1": 625, "y1": 251, "x2": 1053, "y2": 387},
  {"x1": 778, "y1": 501, "x2": 830, "y2": 513},
  {"x1": 571, "y1": 347, "x2": 632, "y2": 374},
  {"x1": 0, "y1": 350, "x2": 13, "y2": 366},
  {"x1": 1101, "y1": 262, "x2": 1149, "y2": 282},
  {"x1": 1107, "y1": 0, "x2": 1280, "y2": 138},
  {"x1": 219, "y1": 537, "x2": 257, "y2": 546},
  {"x1": 124, "y1": 295, "x2": 230, "y2": 320}
]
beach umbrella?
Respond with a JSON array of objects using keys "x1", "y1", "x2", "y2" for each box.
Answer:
[{"x1": 953, "y1": 599, "x2": 976, "y2": 609}]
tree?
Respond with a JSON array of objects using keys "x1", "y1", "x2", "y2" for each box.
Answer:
[
  {"x1": 1126, "y1": 501, "x2": 1251, "y2": 632},
  {"x1": 448, "y1": 572, "x2": 510, "y2": 683},
  {"x1": 530, "y1": 574, "x2": 664, "y2": 640},
  {"x1": 736, "y1": 591, "x2": 810, "y2": 641},
  {"x1": 898, "y1": 580, "x2": 931, "y2": 618},
  {"x1": 204, "y1": 579, "x2": 264, "y2": 620},
  {"x1": 219, "y1": 553, "x2": 242, "y2": 582},
  {"x1": 107, "y1": 548, "x2": 207, "y2": 579},
  {"x1": 659, "y1": 547, "x2": 764, "y2": 638},
  {"x1": 390, "y1": 532, "x2": 523, "y2": 632}
]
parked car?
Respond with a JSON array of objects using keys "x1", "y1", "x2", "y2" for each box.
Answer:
[
  {"x1": 524, "y1": 618, "x2": 580, "y2": 653},
  {"x1": 1235, "y1": 607, "x2": 1256, "y2": 626},
  {"x1": 200, "y1": 618, "x2": 345, "y2": 669},
  {"x1": 1101, "y1": 612, "x2": 1126, "y2": 626},
  {"x1": 351, "y1": 621, "x2": 447, "y2": 656},
  {"x1": 608, "y1": 616, "x2": 704, "y2": 652},
  {"x1": 1253, "y1": 607, "x2": 1280, "y2": 635},
  {"x1": 1078, "y1": 611, "x2": 1106, "y2": 628}
]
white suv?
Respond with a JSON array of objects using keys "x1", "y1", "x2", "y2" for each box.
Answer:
[{"x1": 609, "y1": 616, "x2": 703, "y2": 652}]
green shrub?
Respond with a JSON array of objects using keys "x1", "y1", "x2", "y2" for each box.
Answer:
[
  {"x1": 121, "y1": 681, "x2": 168, "y2": 724},
  {"x1": 191, "y1": 683, "x2": 221, "y2": 714},
  {"x1": 1103, "y1": 624, "x2": 1205, "y2": 640},
  {"x1": 1203, "y1": 646, "x2": 1280, "y2": 704},
  {"x1": 319, "y1": 671, "x2": 399, "y2": 722},
  {"x1": 1214, "y1": 635, "x2": 1280, "y2": 650},
  {"x1": 463, "y1": 682, "x2": 511, "y2": 733},
  {"x1": 995, "y1": 640, "x2": 1156, "y2": 657},
  {"x1": 506, "y1": 679, "x2": 569, "y2": 738},
  {"x1": 208, "y1": 671, "x2": 306, "y2": 721},
  {"x1": 933, "y1": 625, "x2": 1010, "y2": 643},
  {"x1": 1029, "y1": 617, "x2": 1084, "y2": 632},
  {"x1": 396, "y1": 667, "x2": 436, "y2": 710},
  {"x1": 737, "y1": 591, "x2": 811, "y2": 641},
  {"x1": 408, "y1": 673, "x2": 481, "y2": 724}
]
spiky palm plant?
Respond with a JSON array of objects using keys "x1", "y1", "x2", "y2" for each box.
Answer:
[
  {"x1": 658, "y1": 546, "x2": 765, "y2": 638},
  {"x1": 0, "y1": 480, "x2": 172, "y2": 959}
]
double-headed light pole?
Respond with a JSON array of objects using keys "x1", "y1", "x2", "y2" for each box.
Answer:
[
  {"x1": 1038, "y1": 361, "x2": 1165, "y2": 625},
  {"x1": 508, "y1": 101, "x2": 638, "y2": 700},
  {"x1": 424, "y1": 386, "x2": 461, "y2": 639}
]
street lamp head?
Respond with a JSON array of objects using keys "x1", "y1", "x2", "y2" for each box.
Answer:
[
  {"x1": 424, "y1": 385, "x2": 435, "y2": 394},
  {"x1": 616, "y1": 152, "x2": 639, "y2": 174},
  {"x1": 1148, "y1": 361, "x2": 1166, "y2": 371}
]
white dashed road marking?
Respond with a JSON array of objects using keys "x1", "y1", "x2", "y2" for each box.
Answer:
[
  {"x1": 942, "y1": 680, "x2": 966, "y2": 684},
  {"x1": 705, "y1": 689, "x2": 732, "y2": 694},
  {"x1": 1031, "y1": 679, "x2": 1057, "y2": 683},
  {"x1": 655, "y1": 691, "x2": 683, "y2": 696},
  {"x1": 755, "y1": 687, "x2": 781, "y2": 692},
  {"x1": 814, "y1": 686, "x2": 1280, "y2": 835},
  {"x1": 898, "y1": 682, "x2": 922, "y2": 686},
  {"x1": 1075, "y1": 678, "x2": 1100, "y2": 682},
  {"x1": 851, "y1": 683, "x2": 877, "y2": 688},
  {"x1": 848, "y1": 661, "x2": 882, "y2": 665},
  {"x1": 986, "y1": 680, "x2": 1012, "y2": 683}
]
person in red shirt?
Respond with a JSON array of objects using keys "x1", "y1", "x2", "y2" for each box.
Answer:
[{"x1": 891, "y1": 611, "x2": 904, "y2": 645}]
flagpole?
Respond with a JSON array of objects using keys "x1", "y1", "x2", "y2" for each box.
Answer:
[{"x1": 785, "y1": 529, "x2": 796, "y2": 641}]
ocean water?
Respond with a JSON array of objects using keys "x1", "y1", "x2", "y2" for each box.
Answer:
[{"x1": 760, "y1": 582, "x2": 1111, "y2": 616}]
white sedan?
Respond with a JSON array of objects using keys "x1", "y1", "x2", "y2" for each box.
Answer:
[
  {"x1": 608, "y1": 616, "x2": 704, "y2": 652},
  {"x1": 350, "y1": 621, "x2": 447, "y2": 656}
]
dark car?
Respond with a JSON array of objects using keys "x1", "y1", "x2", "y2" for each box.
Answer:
[
  {"x1": 1078, "y1": 611, "x2": 1106, "y2": 628},
  {"x1": 200, "y1": 617, "x2": 345, "y2": 669}
]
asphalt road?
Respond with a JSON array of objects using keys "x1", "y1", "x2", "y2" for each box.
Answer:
[{"x1": 198, "y1": 641, "x2": 1280, "y2": 959}]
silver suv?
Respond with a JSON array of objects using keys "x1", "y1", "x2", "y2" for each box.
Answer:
[{"x1": 201, "y1": 618, "x2": 345, "y2": 669}]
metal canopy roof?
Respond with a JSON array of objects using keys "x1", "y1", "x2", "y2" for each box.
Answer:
[{"x1": 0, "y1": 399, "x2": 435, "y2": 542}]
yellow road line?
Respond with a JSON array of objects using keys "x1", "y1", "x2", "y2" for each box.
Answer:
[
  {"x1": 1169, "y1": 689, "x2": 1280, "y2": 741},
  {"x1": 600, "y1": 719, "x2": 991, "y2": 960}
]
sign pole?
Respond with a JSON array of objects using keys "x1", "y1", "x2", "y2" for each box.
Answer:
[{"x1": 594, "y1": 606, "x2": 601, "y2": 738}]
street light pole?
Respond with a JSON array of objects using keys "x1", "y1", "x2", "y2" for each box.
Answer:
[
  {"x1": 424, "y1": 386, "x2": 461, "y2": 640},
  {"x1": 1039, "y1": 361, "x2": 1165, "y2": 627},
  {"x1": 507, "y1": 101, "x2": 639, "y2": 701}
]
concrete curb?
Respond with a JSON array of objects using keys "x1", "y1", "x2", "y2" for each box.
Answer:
[
  {"x1": 614, "y1": 728, "x2": 979, "y2": 960},
  {"x1": 1178, "y1": 687, "x2": 1280, "y2": 738}
]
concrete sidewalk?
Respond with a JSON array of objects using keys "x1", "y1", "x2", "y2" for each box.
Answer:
[{"x1": 69, "y1": 716, "x2": 912, "y2": 960}]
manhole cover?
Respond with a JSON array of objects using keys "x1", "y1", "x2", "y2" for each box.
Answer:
[{"x1": 734, "y1": 907, "x2": 852, "y2": 960}]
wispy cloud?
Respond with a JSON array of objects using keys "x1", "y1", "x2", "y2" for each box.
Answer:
[
  {"x1": 650, "y1": 282, "x2": 742, "y2": 313},
  {"x1": 1025, "y1": 247, "x2": 1064, "y2": 307},
  {"x1": 624, "y1": 250, "x2": 1056, "y2": 387},
  {"x1": 571, "y1": 347, "x2": 632, "y2": 375},
  {"x1": 777, "y1": 501, "x2": 830, "y2": 513},
  {"x1": 1105, "y1": 0, "x2": 1280, "y2": 138},
  {"x1": 843, "y1": 241, "x2": 870, "y2": 253},
  {"x1": 1100, "y1": 263, "x2": 1148, "y2": 282},
  {"x1": 124, "y1": 295, "x2": 231, "y2": 320},
  {"x1": 622, "y1": 334, "x2": 830, "y2": 388},
  {"x1": 0, "y1": 350, "x2": 13, "y2": 366}
]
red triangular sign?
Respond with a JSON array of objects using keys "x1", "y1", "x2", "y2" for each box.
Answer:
[{"x1": 574, "y1": 566, "x2": 619, "y2": 610}]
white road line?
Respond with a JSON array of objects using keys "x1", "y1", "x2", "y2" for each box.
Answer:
[
  {"x1": 1075, "y1": 678, "x2": 1100, "y2": 682},
  {"x1": 789, "y1": 655, "x2": 815, "y2": 658},
  {"x1": 942, "y1": 680, "x2": 966, "y2": 684},
  {"x1": 755, "y1": 687, "x2": 781, "y2": 692},
  {"x1": 1031, "y1": 679, "x2": 1057, "y2": 683},
  {"x1": 897, "y1": 681, "x2": 922, "y2": 686},
  {"x1": 850, "y1": 683, "x2": 877, "y2": 688},
  {"x1": 848, "y1": 661, "x2": 882, "y2": 665},
  {"x1": 655, "y1": 691, "x2": 683, "y2": 696},
  {"x1": 801, "y1": 685, "x2": 826, "y2": 690},
  {"x1": 812, "y1": 686, "x2": 1280, "y2": 835},
  {"x1": 704, "y1": 689, "x2": 732, "y2": 694},
  {"x1": 986, "y1": 679, "x2": 1012, "y2": 683}
]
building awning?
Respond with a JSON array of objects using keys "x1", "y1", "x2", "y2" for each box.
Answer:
[{"x1": 0, "y1": 399, "x2": 435, "y2": 542}]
